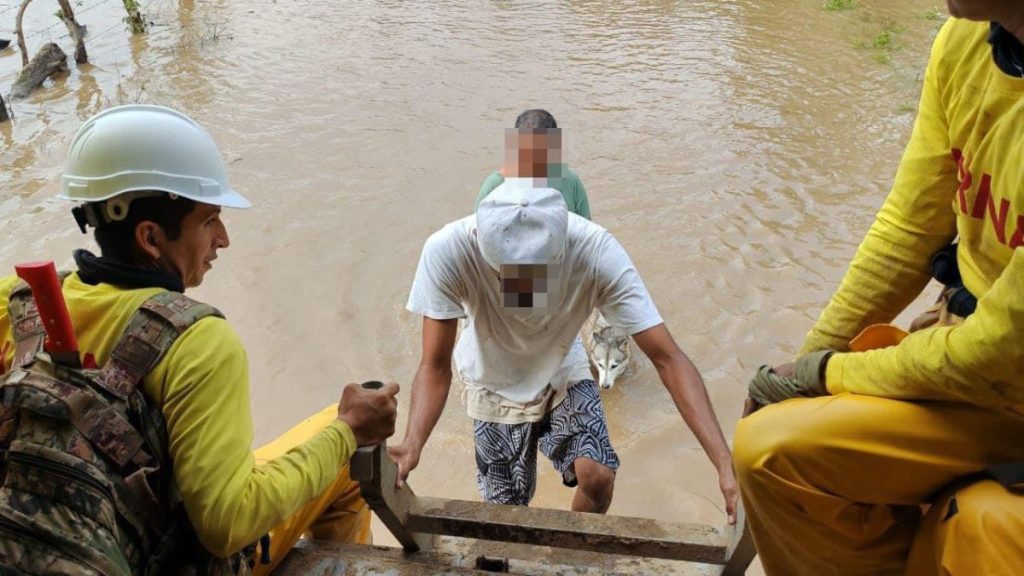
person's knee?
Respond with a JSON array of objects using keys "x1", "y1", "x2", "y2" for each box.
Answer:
[
  {"x1": 924, "y1": 480, "x2": 1024, "y2": 574},
  {"x1": 575, "y1": 459, "x2": 615, "y2": 506},
  {"x1": 944, "y1": 481, "x2": 1013, "y2": 546},
  {"x1": 733, "y1": 401, "x2": 827, "y2": 486},
  {"x1": 733, "y1": 406, "x2": 786, "y2": 483}
]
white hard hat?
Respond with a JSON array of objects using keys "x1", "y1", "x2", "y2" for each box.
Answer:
[{"x1": 59, "y1": 105, "x2": 250, "y2": 209}]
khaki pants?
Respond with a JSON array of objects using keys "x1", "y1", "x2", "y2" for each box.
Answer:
[
  {"x1": 735, "y1": 292, "x2": 1024, "y2": 575},
  {"x1": 251, "y1": 404, "x2": 371, "y2": 575}
]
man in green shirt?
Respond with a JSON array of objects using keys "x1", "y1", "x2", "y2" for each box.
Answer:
[{"x1": 476, "y1": 109, "x2": 591, "y2": 220}]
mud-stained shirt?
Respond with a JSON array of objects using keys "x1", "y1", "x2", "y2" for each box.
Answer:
[
  {"x1": 800, "y1": 19, "x2": 1024, "y2": 414},
  {"x1": 407, "y1": 210, "x2": 662, "y2": 423}
]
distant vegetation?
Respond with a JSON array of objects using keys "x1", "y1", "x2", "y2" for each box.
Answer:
[
  {"x1": 854, "y1": 17, "x2": 904, "y2": 64},
  {"x1": 820, "y1": 0, "x2": 930, "y2": 67},
  {"x1": 868, "y1": 18, "x2": 903, "y2": 49},
  {"x1": 823, "y1": 0, "x2": 856, "y2": 11}
]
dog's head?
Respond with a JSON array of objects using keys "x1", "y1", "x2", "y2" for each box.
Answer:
[{"x1": 591, "y1": 330, "x2": 631, "y2": 390}]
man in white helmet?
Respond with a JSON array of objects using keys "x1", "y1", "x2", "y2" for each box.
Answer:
[{"x1": 0, "y1": 105, "x2": 399, "y2": 574}]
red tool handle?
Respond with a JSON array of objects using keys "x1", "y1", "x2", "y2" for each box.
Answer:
[{"x1": 15, "y1": 261, "x2": 80, "y2": 364}]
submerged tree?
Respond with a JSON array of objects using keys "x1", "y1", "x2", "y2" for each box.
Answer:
[
  {"x1": 11, "y1": 42, "x2": 67, "y2": 99},
  {"x1": 56, "y1": 0, "x2": 87, "y2": 63},
  {"x1": 0, "y1": 0, "x2": 147, "y2": 120},
  {"x1": 6, "y1": 0, "x2": 86, "y2": 106},
  {"x1": 15, "y1": 0, "x2": 33, "y2": 68},
  {"x1": 15, "y1": 0, "x2": 86, "y2": 66},
  {"x1": 122, "y1": 0, "x2": 146, "y2": 33}
]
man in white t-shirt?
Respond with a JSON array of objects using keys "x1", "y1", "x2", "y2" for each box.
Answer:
[{"x1": 390, "y1": 128, "x2": 738, "y2": 519}]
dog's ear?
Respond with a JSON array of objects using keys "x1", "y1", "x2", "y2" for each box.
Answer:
[
  {"x1": 592, "y1": 332, "x2": 604, "y2": 344},
  {"x1": 617, "y1": 338, "x2": 630, "y2": 352}
]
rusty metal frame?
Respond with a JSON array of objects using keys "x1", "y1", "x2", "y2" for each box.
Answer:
[{"x1": 276, "y1": 443, "x2": 756, "y2": 575}]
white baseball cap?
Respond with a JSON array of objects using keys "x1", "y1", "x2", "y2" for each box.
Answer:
[{"x1": 476, "y1": 182, "x2": 568, "y2": 271}]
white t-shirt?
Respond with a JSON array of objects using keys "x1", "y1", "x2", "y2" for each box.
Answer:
[{"x1": 406, "y1": 208, "x2": 662, "y2": 423}]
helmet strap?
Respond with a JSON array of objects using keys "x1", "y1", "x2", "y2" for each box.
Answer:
[
  {"x1": 72, "y1": 204, "x2": 102, "y2": 234},
  {"x1": 70, "y1": 191, "x2": 171, "y2": 234}
]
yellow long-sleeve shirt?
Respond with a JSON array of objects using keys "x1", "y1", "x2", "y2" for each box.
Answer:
[
  {"x1": 800, "y1": 19, "x2": 1024, "y2": 412},
  {"x1": 0, "y1": 273, "x2": 356, "y2": 557}
]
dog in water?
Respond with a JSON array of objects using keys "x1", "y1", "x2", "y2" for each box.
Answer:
[{"x1": 581, "y1": 311, "x2": 636, "y2": 390}]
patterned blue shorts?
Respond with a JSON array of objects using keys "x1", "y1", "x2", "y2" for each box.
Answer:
[{"x1": 473, "y1": 379, "x2": 620, "y2": 505}]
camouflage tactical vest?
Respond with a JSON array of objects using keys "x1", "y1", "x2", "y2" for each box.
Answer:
[{"x1": 0, "y1": 277, "x2": 255, "y2": 575}]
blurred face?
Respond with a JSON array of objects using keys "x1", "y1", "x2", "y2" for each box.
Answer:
[
  {"x1": 504, "y1": 128, "x2": 562, "y2": 178},
  {"x1": 498, "y1": 263, "x2": 555, "y2": 309},
  {"x1": 152, "y1": 204, "x2": 230, "y2": 288}
]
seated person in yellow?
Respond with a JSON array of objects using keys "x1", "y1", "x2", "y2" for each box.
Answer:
[
  {"x1": 733, "y1": 7, "x2": 1024, "y2": 576},
  {"x1": 476, "y1": 109, "x2": 591, "y2": 220},
  {"x1": 0, "y1": 105, "x2": 399, "y2": 574}
]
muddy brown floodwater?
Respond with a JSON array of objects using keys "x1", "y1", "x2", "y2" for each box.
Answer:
[{"x1": 1, "y1": 1, "x2": 949, "y2": 573}]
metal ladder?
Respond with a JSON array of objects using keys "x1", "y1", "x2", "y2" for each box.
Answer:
[{"x1": 276, "y1": 443, "x2": 757, "y2": 575}]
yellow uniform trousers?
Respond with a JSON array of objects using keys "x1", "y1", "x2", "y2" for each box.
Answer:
[
  {"x1": 251, "y1": 404, "x2": 372, "y2": 575},
  {"x1": 734, "y1": 394, "x2": 1024, "y2": 575}
]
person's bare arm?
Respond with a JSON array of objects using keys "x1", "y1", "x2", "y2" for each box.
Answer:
[
  {"x1": 632, "y1": 323, "x2": 738, "y2": 524},
  {"x1": 387, "y1": 316, "x2": 458, "y2": 486}
]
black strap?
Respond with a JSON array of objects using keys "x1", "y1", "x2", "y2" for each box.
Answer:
[
  {"x1": 929, "y1": 243, "x2": 977, "y2": 318},
  {"x1": 985, "y1": 462, "x2": 1024, "y2": 488},
  {"x1": 989, "y1": 22, "x2": 1024, "y2": 78}
]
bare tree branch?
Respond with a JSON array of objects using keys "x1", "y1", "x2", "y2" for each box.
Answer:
[
  {"x1": 56, "y1": 0, "x2": 87, "y2": 64},
  {"x1": 15, "y1": 0, "x2": 34, "y2": 68}
]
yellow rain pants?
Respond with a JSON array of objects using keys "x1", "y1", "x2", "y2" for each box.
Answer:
[
  {"x1": 735, "y1": 395, "x2": 1024, "y2": 575},
  {"x1": 252, "y1": 404, "x2": 372, "y2": 574}
]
